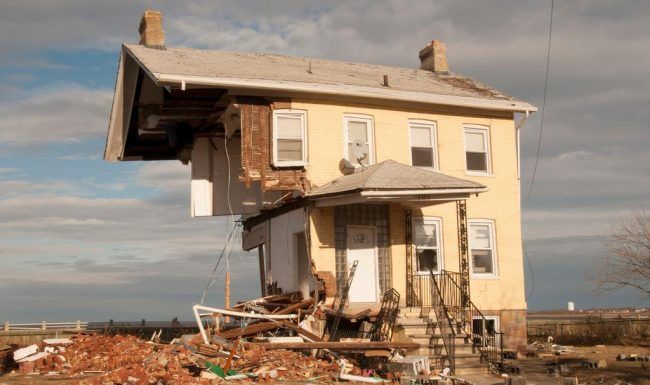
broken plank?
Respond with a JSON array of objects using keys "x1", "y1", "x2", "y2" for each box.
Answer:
[
  {"x1": 242, "y1": 341, "x2": 419, "y2": 350},
  {"x1": 274, "y1": 299, "x2": 315, "y2": 315},
  {"x1": 217, "y1": 321, "x2": 280, "y2": 339}
]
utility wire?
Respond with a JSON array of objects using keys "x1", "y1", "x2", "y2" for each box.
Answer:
[
  {"x1": 526, "y1": 0, "x2": 554, "y2": 202},
  {"x1": 522, "y1": 241, "x2": 535, "y2": 301},
  {"x1": 199, "y1": 221, "x2": 240, "y2": 305}
]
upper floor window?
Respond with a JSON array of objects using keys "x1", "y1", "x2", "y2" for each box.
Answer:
[
  {"x1": 409, "y1": 120, "x2": 437, "y2": 169},
  {"x1": 272, "y1": 109, "x2": 307, "y2": 167},
  {"x1": 464, "y1": 126, "x2": 491, "y2": 174},
  {"x1": 413, "y1": 217, "x2": 443, "y2": 274},
  {"x1": 344, "y1": 115, "x2": 374, "y2": 167},
  {"x1": 468, "y1": 219, "x2": 497, "y2": 277}
]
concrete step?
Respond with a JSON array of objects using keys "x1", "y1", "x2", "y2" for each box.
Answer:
[{"x1": 395, "y1": 317, "x2": 431, "y2": 326}]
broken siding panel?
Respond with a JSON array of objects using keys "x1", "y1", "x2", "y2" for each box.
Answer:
[{"x1": 238, "y1": 96, "x2": 310, "y2": 192}]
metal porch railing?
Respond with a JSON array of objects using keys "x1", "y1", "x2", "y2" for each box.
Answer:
[{"x1": 433, "y1": 270, "x2": 504, "y2": 373}]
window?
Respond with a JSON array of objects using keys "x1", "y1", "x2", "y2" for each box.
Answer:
[
  {"x1": 469, "y1": 220, "x2": 497, "y2": 277},
  {"x1": 272, "y1": 110, "x2": 307, "y2": 167},
  {"x1": 413, "y1": 217, "x2": 442, "y2": 274},
  {"x1": 409, "y1": 120, "x2": 437, "y2": 168},
  {"x1": 344, "y1": 116, "x2": 374, "y2": 167},
  {"x1": 464, "y1": 126, "x2": 490, "y2": 174},
  {"x1": 472, "y1": 316, "x2": 500, "y2": 347}
]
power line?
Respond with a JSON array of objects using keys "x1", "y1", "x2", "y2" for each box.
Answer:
[
  {"x1": 199, "y1": 221, "x2": 240, "y2": 305},
  {"x1": 526, "y1": 0, "x2": 554, "y2": 202},
  {"x1": 522, "y1": 241, "x2": 536, "y2": 301}
]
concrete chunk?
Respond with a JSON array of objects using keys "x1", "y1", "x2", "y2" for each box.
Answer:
[{"x1": 13, "y1": 344, "x2": 38, "y2": 361}]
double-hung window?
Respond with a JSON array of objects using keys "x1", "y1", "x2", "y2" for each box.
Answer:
[
  {"x1": 272, "y1": 110, "x2": 307, "y2": 167},
  {"x1": 413, "y1": 217, "x2": 443, "y2": 274},
  {"x1": 409, "y1": 120, "x2": 437, "y2": 169},
  {"x1": 464, "y1": 126, "x2": 490, "y2": 174},
  {"x1": 468, "y1": 220, "x2": 497, "y2": 277},
  {"x1": 344, "y1": 115, "x2": 374, "y2": 167}
]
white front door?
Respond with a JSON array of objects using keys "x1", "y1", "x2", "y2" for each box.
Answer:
[{"x1": 346, "y1": 226, "x2": 378, "y2": 303}]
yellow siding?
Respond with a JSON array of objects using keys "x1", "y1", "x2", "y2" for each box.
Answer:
[{"x1": 300, "y1": 98, "x2": 526, "y2": 311}]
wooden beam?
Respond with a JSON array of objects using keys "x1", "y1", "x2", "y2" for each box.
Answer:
[{"x1": 242, "y1": 341, "x2": 419, "y2": 350}]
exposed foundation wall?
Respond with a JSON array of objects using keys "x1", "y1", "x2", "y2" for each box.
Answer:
[{"x1": 298, "y1": 98, "x2": 526, "y2": 313}]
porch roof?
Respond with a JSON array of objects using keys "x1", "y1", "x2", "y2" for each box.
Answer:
[{"x1": 307, "y1": 160, "x2": 487, "y2": 202}]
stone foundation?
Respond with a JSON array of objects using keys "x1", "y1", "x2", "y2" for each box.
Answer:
[{"x1": 482, "y1": 309, "x2": 527, "y2": 349}]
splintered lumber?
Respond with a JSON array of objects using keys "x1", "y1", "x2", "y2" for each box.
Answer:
[
  {"x1": 243, "y1": 341, "x2": 419, "y2": 350},
  {"x1": 217, "y1": 321, "x2": 280, "y2": 339},
  {"x1": 273, "y1": 298, "x2": 315, "y2": 314}
]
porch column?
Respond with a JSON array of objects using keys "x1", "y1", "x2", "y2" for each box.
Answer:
[
  {"x1": 456, "y1": 200, "x2": 471, "y2": 322},
  {"x1": 405, "y1": 209, "x2": 414, "y2": 306}
]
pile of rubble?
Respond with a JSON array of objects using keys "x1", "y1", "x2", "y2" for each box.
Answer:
[{"x1": 4, "y1": 290, "x2": 433, "y2": 384}]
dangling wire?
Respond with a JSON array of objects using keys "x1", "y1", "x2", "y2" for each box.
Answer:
[{"x1": 199, "y1": 221, "x2": 240, "y2": 305}]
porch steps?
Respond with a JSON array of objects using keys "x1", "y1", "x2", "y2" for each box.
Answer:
[{"x1": 394, "y1": 307, "x2": 486, "y2": 376}]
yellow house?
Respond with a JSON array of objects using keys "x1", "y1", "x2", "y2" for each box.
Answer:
[{"x1": 105, "y1": 10, "x2": 536, "y2": 375}]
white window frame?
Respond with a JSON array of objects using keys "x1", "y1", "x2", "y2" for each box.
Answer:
[
  {"x1": 272, "y1": 109, "x2": 308, "y2": 167},
  {"x1": 468, "y1": 219, "x2": 498, "y2": 278},
  {"x1": 412, "y1": 216, "x2": 443, "y2": 275},
  {"x1": 343, "y1": 115, "x2": 375, "y2": 167},
  {"x1": 408, "y1": 119, "x2": 438, "y2": 170},
  {"x1": 463, "y1": 125, "x2": 491, "y2": 175}
]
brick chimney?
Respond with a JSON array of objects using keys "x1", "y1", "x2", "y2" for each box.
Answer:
[
  {"x1": 139, "y1": 9, "x2": 165, "y2": 49},
  {"x1": 419, "y1": 40, "x2": 448, "y2": 73}
]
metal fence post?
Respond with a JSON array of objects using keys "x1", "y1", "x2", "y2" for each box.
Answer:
[
  {"x1": 76, "y1": 320, "x2": 81, "y2": 330},
  {"x1": 41, "y1": 320, "x2": 47, "y2": 330}
]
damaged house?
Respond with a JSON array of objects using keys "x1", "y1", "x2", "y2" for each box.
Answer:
[{"x1": 104, "y1": 10, "x2": 536, "y2": 375}]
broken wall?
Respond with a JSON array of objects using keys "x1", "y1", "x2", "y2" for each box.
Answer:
[{"x1": 239, "y1": 97, "x2": 310, "y2": 192}]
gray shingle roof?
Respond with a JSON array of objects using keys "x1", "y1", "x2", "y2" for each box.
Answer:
[
  {"x1": 308, "y1": 160, "x2": 486, "y2": 198},
  {"x1": 124, "y1": 44, "x2": 534, "y2": 110}
]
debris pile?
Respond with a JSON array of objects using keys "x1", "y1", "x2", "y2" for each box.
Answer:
[{"x1": 4, "y1": 289, "x2": 436, "y2": 384}]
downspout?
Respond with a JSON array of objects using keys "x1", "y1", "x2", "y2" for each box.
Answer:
[{"x1": 515, "y1": 110, "x2": 531, "y2": 180}]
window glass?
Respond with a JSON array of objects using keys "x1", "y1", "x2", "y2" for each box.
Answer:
[
  {"x1": 465, "y1": 131, "x2": 485, "y2": 152},
  {"x1": 413, "y1": 217, "x2": 441, "y2": 273},
  {"x1": 465, "y1": 128, "x2": 489, "y2": 173},
  {"x1": 410, "y1": 126, "x2": 432, "y2": 147},
  {"x1": 277, "y1": 115, "x2": 302, "y2": 138},
  {"x1": 274, "y1": 111, "x2": 306, "y2": 165},
  {"x1": 346, "y1": 118, "x2": 373, "y2": 166},
  {"x1": 412, "y1": 148, "x2": 434, "y2": 167},
  {"x1": 469, "y1": 221, "x2": 495, "y2": 275},
  {"x1": 410, "y1": 122, "x2": 436, "y2": 168}
]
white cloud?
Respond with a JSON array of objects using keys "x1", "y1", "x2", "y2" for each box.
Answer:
[{"x1": 0, "y1": 85, "x2": 112, "y2": 147}]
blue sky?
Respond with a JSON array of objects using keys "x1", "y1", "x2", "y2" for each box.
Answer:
[{"x1": 1, "y1": 0, "x2": 649, "y2": 322}]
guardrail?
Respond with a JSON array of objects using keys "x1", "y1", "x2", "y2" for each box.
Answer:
[{"x1": 2, "y1": 320, "x2": 86, "y2": 331}]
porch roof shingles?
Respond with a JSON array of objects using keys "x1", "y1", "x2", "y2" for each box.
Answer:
[
  {"x1": 123, "y1": 44, "x2": 534, "y2": 109},
  {"x1": 308, "y1": 160, "x2": 486, "y2": 198}
]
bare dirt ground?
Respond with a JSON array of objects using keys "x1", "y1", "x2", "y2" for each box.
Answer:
[{"x1": 504, "y1": 345, "x2": 650, "y2": 385}]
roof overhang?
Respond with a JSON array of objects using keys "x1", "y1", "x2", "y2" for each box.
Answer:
[
  {"x1": 153, "y1": 73, "x2": 537, "y2": 113},
  {"x1": 309, "y1": 187, "x2": 489, "y2": 207},
  {"x1": 105, "y1": 44, "x2": 536, "y2": 162}
]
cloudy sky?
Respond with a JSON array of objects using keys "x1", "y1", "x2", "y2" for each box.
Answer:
[{"x1": 0, "y1": 0, "x2": 648, "y2": 322}]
